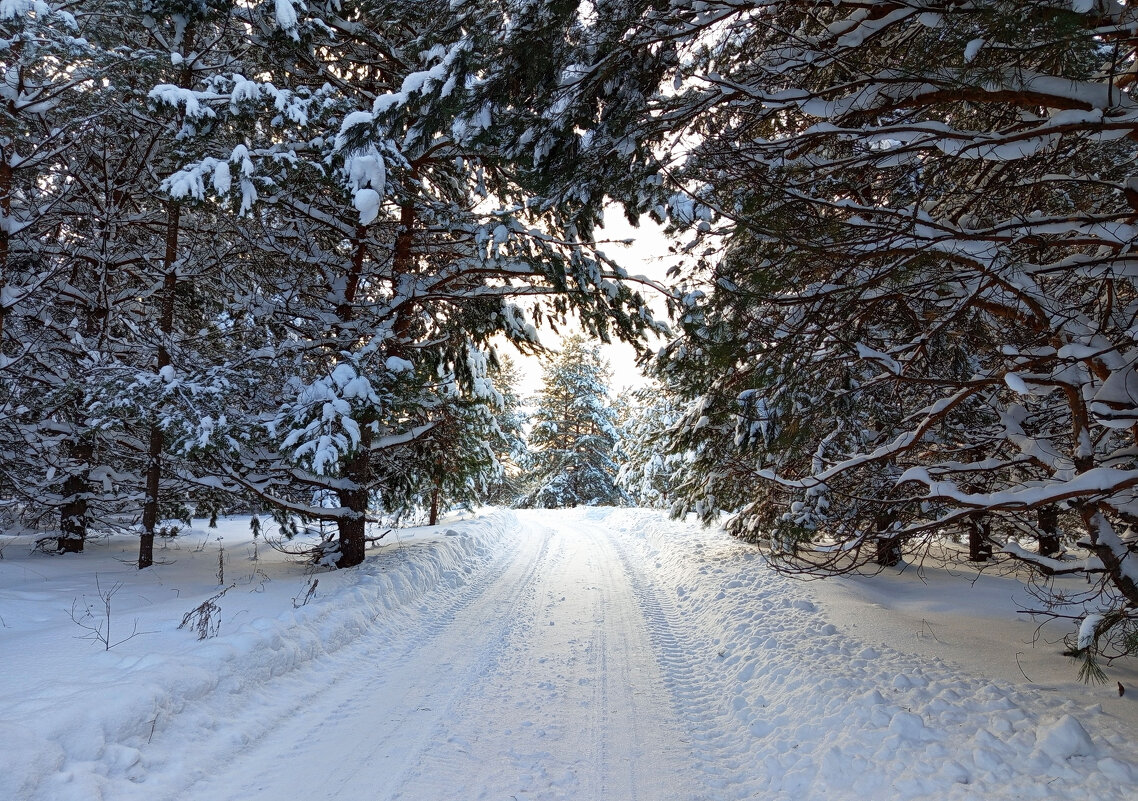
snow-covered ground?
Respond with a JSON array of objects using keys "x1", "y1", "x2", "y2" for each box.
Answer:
[{"x1": 1, "y1": 508, "x2": 1135, "y2": 800}]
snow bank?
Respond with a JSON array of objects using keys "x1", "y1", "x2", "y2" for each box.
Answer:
[
  {"x1": 603, "y1": 509, "x2": 1137, "y2": 800},
  {"x1": 0, "y1": 510, "x2": 520, "y2": 801},
  {"x1": 5, "y1": 507, "x2": 1135, "y2": 800}
]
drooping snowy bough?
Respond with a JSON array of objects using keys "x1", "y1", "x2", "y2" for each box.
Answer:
[
  {"x1": 1, "y1": 1, "x2": 667, "y2": 569},
  {"x1": 149, "y1": 0, "x2": 665, "y2": 567},
  {"x1": 556, "y1": 1, "x2": 1138, "y2": 669}
]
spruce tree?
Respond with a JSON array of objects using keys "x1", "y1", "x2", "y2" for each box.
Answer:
[
  {"x1": 482, "y1": 354, "x2": 529, "y2": 507},
  {"x1": 569, "y1": 0, "x2": 1138, "y2": 658},
  {"x1": 519, "y1": 335, "x2": 624, "y2": 508},
  {"x1": 0, "y1": 0, "x2": 240, "y2": 555},
  {"x1": 0, "y1": 0, "x2": 119, "y2": 548},
  {"x1": 615, "y1": 385, "x2": 684, "y2": 509}
]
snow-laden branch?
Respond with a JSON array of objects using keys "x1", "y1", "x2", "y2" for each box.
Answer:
[{"x1": 898, "y1": 467, "x2": 1138, "y2": 511}]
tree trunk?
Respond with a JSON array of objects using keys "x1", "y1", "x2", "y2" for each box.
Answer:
[
  {"x1": 1038, "y1": 506, "x2": 1060, "y2": 557},
  {"x1": 139, "y1": 424, "x2": 162, "y2": 569},
  {"x1": 875, "y1": 537, "x2": 902, "y2": 567},
  {"x1": 140, "y1": 202, "x2": 180, "y2": 569},
  {"x1": 57, "y1": 266, "x2": 110, "y2": 555},
  {"x1": 58, "y1": 441, "x2": 91, "y2": 553},
  {"x1": 139, "y1": 23, "x2": 197, "y2": 569},
  {"x1": 0, "y1": 157, "x2": 10, "y2": 352},
  {"x1": 874, "y1": 513, "x2": 901, "y2": 567},
  {"x1": 967, "y1": 515, "x2": 993, "y2": 562},
  {"x1": 336, "y1": 423, "x2": 373, "y2": 568},
  {"x1": 429, "y1": 481, "x2": 440, "y2": 526},
  {"x1": 335, "y1": 512, "x2": 367, "y2": 569}
]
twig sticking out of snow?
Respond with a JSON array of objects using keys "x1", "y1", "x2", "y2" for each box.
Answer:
[
  {"x1": 69, "y1": 574, "x2": 151, "y2": 650},
  {"x1": 292, "y1": 577, "x2": 319, "y2": 609},
  {"x1": 178, "y1": 585, "x2": 234, "y2": 640}
]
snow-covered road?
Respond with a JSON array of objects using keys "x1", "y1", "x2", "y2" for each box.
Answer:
[
  {"x1": 3, "y1": 508, "x2": 1137, "y2": 800},
  {"x1": 167, "y1": 511, "x2": 696, "y2": 801}
]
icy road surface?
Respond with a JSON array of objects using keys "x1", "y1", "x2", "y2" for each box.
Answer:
[{"x1": 3, "y1": 507, "x2": 1136, "y2": 800}]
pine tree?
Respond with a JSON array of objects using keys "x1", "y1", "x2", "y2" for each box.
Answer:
[
  {"x1": 0, "y1": 0, "x2": 118, "y2": 546},
  {"x1": 519, "y1": 335, "x2": 625, "y2": 508},
  {"x1": 615, "y1": 384, "x2": 684, "y2": 509},
  {"x1": 0, "y1": 0, "x2": 237, "y2": 554},
  {"x1": 368, "y1": 350, "x2": 525, "y2": 525},
  {"x1": 483, "y1": 354, "x2": 529, "y2": 506},
  {"x1": 595, "y1": 1, "x2": 1138, "y2": 652},
  {"x1": 155, "y1": 0, "x2": 661, "y2": 565}
]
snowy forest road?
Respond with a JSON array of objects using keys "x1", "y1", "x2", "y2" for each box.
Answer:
[
  {"x1": 19, "y1": 507, "x2": 1134, "y2": 801},
  {"x1": 160, "y1": 510, "x2": 698, "y2": 801}
]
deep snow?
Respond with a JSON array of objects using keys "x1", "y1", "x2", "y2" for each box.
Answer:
[{"x1": 1, "y1": 508, "x2": 1135, "y2": 800}]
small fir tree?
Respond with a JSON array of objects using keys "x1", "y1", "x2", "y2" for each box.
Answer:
[
  {"x1": 519, "y1": 336, "x2": 625, "y2": 508},
  {"x1": 616, "y1": 385, "x2": 684, "y2": 509},
  {"x1": 483, "y1": 355, "x2": 529, "y2": 506}
]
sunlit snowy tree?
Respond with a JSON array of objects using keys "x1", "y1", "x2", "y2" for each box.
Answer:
[
  {"x1": 155, "y1": 0, "x2": 661, "y2": 565},
  {"x1": 481, "y1": 354, "x2": 530, "y2": 506},
  {"x1": 519, "y1": 335, "x2": 625, "y2": 508},
  {"x1": 614, "y1": 0, "x2": 1138, "y2": 664},
  {"x1": 616, "y1": 384, "x2": 685, "y2": 509}
]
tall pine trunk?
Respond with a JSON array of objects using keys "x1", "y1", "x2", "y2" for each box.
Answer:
[
  {"x1": 0, "y1": 157, "x2": 11, "y2": 357},
  {"x1": 324, "y1": 229, "x2": 376, "y2": 569},
  {"x1": 58, "y1": 440, "x2": 92, "y2": 553},
  {"x1": 429, "y1": 481, "x2": 440, "y2": 526},
  {"x1": 335, "y1": 513, "x2": 367, "y2": 569},
  {"x1": 140, "y1": 202, "x2": 180, "y2": 569},
  {"x1": 57, "y1": 266, "x2": 112, "y2": 554},
  {"x1": 328, "y1": 196, "x2": 417, "y2": 567},
  {"x1": 140, "y1": 22, "x2": 197, "y2": 569}
]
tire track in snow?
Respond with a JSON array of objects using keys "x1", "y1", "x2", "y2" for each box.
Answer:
[
  {"x1": 381, "y1": 511, "x2": 698, "y2": 801},
  {"x1": 603, "y1": 511, "x2": 763, "y2": 800},
  {"x1": 140, "y1": 518, "x2": 549, "y2": 801},
  {"x1": 531, "y1": 510, "x2": 700, "y2": 801},
  {"x1": 372, "y1": 519, "x2": 592, "y2": 801},
  {"x1": 373, "y1": 524, "x2": 567, "y2": 800},
  {"x1": 261, "y1": 527, "x2": 551, "y2": 801},
  {"x1": 577, "y1": 518, "x2": 696, "y2": 801}
]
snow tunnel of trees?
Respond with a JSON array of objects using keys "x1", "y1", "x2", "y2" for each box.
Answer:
[{"x1": 4, "y1": 0, "x2": 1138, "y2": 673}]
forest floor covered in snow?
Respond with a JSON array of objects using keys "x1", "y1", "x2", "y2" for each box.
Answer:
[{"x1": 1, "y1": 508, "x2": 1136, "y2": 800}]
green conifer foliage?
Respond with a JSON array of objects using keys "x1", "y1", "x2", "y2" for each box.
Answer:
[{"x1": 519, "y1": 336, "x2": 625, "y2": 508}]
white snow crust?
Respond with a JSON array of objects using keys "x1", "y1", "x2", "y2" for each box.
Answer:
[{"x1": 1, "y1": 508, "x2": 1135, "y2": 800}]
